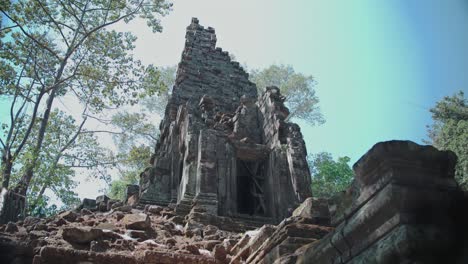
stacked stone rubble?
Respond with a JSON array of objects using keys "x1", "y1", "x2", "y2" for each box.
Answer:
[{"x1": 288, "y1": 140, "x2": 466, "y2": 264}]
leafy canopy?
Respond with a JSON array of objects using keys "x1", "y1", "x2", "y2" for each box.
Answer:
[
  {"x1": 106, "y1": 112, "x2": 158, "y2": 200},
  {"x1": 249, "y1": 64, "x2": 324, "y2": 125},
  {"x1": 105, "y1": 66, "x2": 175, "y2": 200},
  {"x1": 426, "y1": 91, "x2": 467, "y2": 189},
  {"x1": 0, "y1": 0, "x2": 171, "y2": 218},
  {"x1": 308, "y1": 152, "x2": 354, "y2": 199}
]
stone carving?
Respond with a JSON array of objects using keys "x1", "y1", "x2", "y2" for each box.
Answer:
[{"x1": 139, "y1": 18, "x2": 313, "y2": 227}]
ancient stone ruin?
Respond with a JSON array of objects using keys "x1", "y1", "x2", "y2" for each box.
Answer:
[
  {"x1": 138, "y1": 17, "x2": 312, "y2": 228},
  {"x1": 1, "y1": 18, "x2": 468, "y2": 264}
]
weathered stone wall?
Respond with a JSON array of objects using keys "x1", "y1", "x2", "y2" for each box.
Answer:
[
  {"x1": 294, "y1": 140, "x2": 465, "y2": 264},
  {"x1": 139, "y1": 18, "x2": 313, "y2": 228}
]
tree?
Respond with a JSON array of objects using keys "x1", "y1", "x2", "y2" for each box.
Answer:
[
  {"x1": 308, "y1": 152, "x2": 354, "y2": 199},
  {"x1": 106, "y1": 66, "x2": 176, "y2": 200},
  {"x1": 249, "y1": 64, "x2": 324, "y2": 125},
  {"x1": 426, "y1": 91, "x2": 467, "y2": 189},
  {"x1": 108, "y1": 145, "x2": 152, "y2": 200},
  {"x1": 8, "y1": 109, "x2": 115, "y2": 216},
  {"x1": 110, "y1": 112, "x2": 159, "y2": 152},
  {"x1": 141, "y1": 65, "x2": 176, "y2": 115},
  {"x1": 0, "y1": 0, "x2": 171, "y2": 222},
  {"x1": 106, "y1": 112, "x2": 158, "y2": 200}
]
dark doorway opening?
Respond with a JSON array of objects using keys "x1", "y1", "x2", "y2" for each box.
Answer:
[{"x1": 236, "y1": 159, "x2": 266, "y2": 216}]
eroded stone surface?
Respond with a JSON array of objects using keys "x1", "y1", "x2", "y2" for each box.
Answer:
[
  {"x1": 121, "y1": 213, "x2": 150, "y2": 230},
  {"x1": 61, "y1": 227, "x2": 103, "y2": 244},
  {"x1": 139, "y1": 17, "x2": 312, "y2": 229}
]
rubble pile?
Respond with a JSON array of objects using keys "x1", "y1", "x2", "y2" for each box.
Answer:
[
  {"x1": 1, "y1": 140, "x2": 467, "y2": 264},
  {"x1": 0, "y1": 196, "x2": 332, "y2": 264}
]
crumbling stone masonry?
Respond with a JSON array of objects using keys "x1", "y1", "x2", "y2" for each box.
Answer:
[
  {"x1": 290, "y1": 141, "x2": 468, "y2": 264},
  {"x1": 139, "y1": 18, "x2": 312, "y2": 227}
]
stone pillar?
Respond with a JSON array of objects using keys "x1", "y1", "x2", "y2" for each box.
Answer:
[
  {"x1": 139, "y1": 157, "x2": 172, "y2": 205},
  {"x1": 298, "y1": 140, "x2": 461, "y2": 264},
  {"x1": 286, "y1": 123, "x2": 312, "y2": 202},
  {"x1": 193, "y1": 129, "x2": 219, "y2": 215}
]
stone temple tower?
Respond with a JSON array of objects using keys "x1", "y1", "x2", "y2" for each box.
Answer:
[{"x1": 139, "y1": 18, "x2": 312, "y2": 228}]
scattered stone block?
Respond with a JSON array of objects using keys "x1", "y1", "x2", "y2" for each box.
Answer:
[
  {"x1": 23, "y1": 216, "x2": 40, "y2": 227},
  {"x1": 121, "y1": 213, "x2": 150, "y2": 230},
  {"x1": 183, "y1": 244, "x2": 200, "y2": 255},
  {"x1": 146, "y1": 205, "x2": 163, "y2": 215},
  {"x1": 127, "y1": 194, "x2": 139, "y2": 207},
  {"x1": 90, "y1": 240, "x2": 110, "y2": 252},
  {"x1": 213, "y1": 244, "x2": 227, "y2": 261},
  {"x1": 95, "y1": 222, "x2": 118, "y2": 231},
  {"x1": 80, "y1": 208, "x2": 93, "y2": 216},
  {"x1": 96, "y1": 195, "x2": 109, "y2": 205},
  {"x1": 127, "y1": 230, "x2": 147, "y2": 241},
  {"x1": 5, "y1": 222, "x2": 18, "y2": 233},
  {"x1": 61, "y1": 227, "x2": 103, "y2": 244},
  {"x1": 81, "y1": 198, "x2": 96, "y2": 210},
  {"x1": 58, "y1": 211, "x2": 78, "y2": 222},
  {"x1": 115, "y1": 205, "x2": 132, "y2": 213},
  {"x1": 125, "y1": 185, "x2": 139, "y2": 200}
]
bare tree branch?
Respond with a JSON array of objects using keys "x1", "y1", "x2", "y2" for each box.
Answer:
[
  {"x1": 80, "y1": 130, "x2": 124, "y2": 135},
  {"x1": 82, "y1": 114, "x2": 112, "y2": 124},
  {"x1": 0, "y1": 137, "x2": 6, "y2": 149},
  {"x1": 0, "y1": 25, "x2": 19, "y2": 32},
  {"x1": 13, "y1": 90, "x2": 45, "y2": 158}
]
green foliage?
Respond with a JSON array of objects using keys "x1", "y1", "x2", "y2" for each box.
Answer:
[
  {"x1": 0, "y1": 0, "x2": 171, "y2": 217},
  {"x1": 108, "y1": 179, "x2": 128, "y2": 201},
  {"x1": 106, "y1": 111, "x2": 155, "y2": 200},
  {"x1": 141, "y1": 65, "x2": 177, "y2": 115},
  {"x1": 105, "y1": 66, "x2": 176, "y2": 199},
  {"x1": 249, "y1": 64, "x2": 324, "y2": 125},
  {"x1": 29, "y1": 199, "x2": 58, "y2": 218},
  {"x1": 426, "y1": 91, "x2": 468, "y2": 189},
  {"x1": 108, "y1": 145, "x2": 152, "y2": 200},
  {"x1": 10, "y1": 110, "x2": 113, "y2": 213},
  {"x1": 110, "y1": 112, "x2": 158, "y2": 152},
  {"x1": 308, "y1": 152, "x2": 354, "y2": 199}
]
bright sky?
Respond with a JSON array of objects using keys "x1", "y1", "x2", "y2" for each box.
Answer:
[
  {"x1": 1, "y1": 0, "x2": 468, "y2": 200},
  {"x1": 120, "y1": 0, "x2": 468, "y2": 162}
]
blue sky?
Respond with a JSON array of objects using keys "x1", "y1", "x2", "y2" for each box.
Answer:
[
  {"x1": 1, "y1": 0, "x2": 468, "y2": 198},
  {"x1": 118, "y1": 0, "x2": 468, "y2": 163}
]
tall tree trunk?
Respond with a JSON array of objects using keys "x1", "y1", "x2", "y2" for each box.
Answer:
[
  {"x1": 6, "y1": 89, "x2": 58, "y2": 223},
  {"x1": 15, "y1": 89, "x2": 57, "y2": 197},
  {"x1": 1, "y1": 150, "x2": 13, "y2": 189}
]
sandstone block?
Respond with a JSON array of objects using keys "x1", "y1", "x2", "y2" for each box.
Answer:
[
  {"x1": 213, "y1": 244, "x2": 227, "y2": 261},
  {"x1": 23, "y1": 216, "x2": 40, "y2": 227},
  {"x1": 58, "y1": 210, "x2": 78, "y2": 222},
  {"x1": 292, "y1": 197, "x2": 330, "y2": 225},
  {"x1": 96, "y1": 195, "x2": 109, "y2": 205},
  {"x1": 61, "y1": 227, "x2": 103, "y2": 244},
  {"x1": 5, "y1": 222, "x2": 18, "y2": 233},
  {"x1": 122, "y1": 213, "x2": 150, "y2": 230},
  {"x1": 80, "y1": 208, "x2": 93, "y2": 216},
  {"x1": 81, "y1": 198, "x2": 96, "y2": 210},
  {"x1": 115, "y1": 205, "x2": 132, "y2": 213}
]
